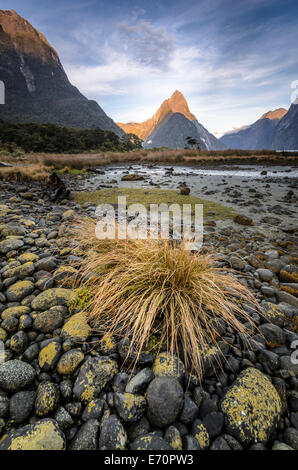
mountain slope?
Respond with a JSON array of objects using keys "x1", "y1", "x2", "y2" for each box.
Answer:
[
  {"x1": 272, "y1": 102, "x2": 298, "y2": 150},
  {"x1": 0, "y1": 9, "x2": 123, "y2": 135},
  {"x1": 144, "y1": 113, "x2": 206, "y2": 149},
  {"x1": 118, "y1": 90, "x2": 224, "y2": 150},
  {"x1": 220, "y1": 108, "x2": 287, "y2": 150}
]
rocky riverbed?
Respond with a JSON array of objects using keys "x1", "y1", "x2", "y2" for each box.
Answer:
[
  {"x1": 0, "y1": 165, "x2": 297, "y2": 451},
  {"x1": 73, "y1": 161, "x2": 298, "y2": 235}
]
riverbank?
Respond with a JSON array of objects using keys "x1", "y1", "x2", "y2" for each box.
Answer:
[{"x1": 0, "y1": 162, "x2": 297, "y2": 450}]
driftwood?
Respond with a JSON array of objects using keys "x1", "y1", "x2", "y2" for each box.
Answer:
[{"x1": 43, "y1": 172, "x2": 70, "y2": 202}]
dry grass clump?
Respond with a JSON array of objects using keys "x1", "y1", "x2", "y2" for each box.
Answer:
[
  {"x1": 0, "y1": 164, "x2": 51, "y2": 182},
  {"x1": 71, "y1": 218, "x2": 260, "y2": 379},
  {"x1": 31, "y1": 154, "x2": 110, "y2": 169}
]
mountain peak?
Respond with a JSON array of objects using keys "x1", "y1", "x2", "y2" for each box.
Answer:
[
  {"x1": 260, "y1": 108, "x2": 287, "y2": 120},
  {"x1": 159, "y1": 90, "x2": 196, "y2": 123},
  {"x1": 117, "y1": 90, "x2": 196, "y2": 140},
  {"x1": 117, "y1": 91, "x2": 224, "y2": 150},
  {"x1": 171, "y1": 90, "x2": 184, "y2": 99},
  {"x1": 0, "y1": 9, "x2": 57, "y2": 60}
]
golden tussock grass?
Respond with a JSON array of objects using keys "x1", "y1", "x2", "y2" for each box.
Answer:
[
  {"x1": 69, "y1": 217, "x2": 261, "y2": 379},
  {"x1": 0, "y1": 164, "x2": 51, "y2": 182},
  {"x1": 27, "y1": 148, "x2": 297, "y2": 170}
]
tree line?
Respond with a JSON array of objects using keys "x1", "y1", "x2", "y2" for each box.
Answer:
[{"x1": 0, "y1": 119, "x2": 143, "y2": 153}]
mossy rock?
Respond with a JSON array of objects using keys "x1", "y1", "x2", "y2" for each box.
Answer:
[
  {"x1": 31, "y1": 288, "x2": 77, "y2": 311},
  {"x1": 5, "y1": 262, "x2": 35, "y2": 279},
  {"x1": 152, "y1": 352, "x2": 185, "y2": 382},
  {"x1": 61, "y1": 311, "x2": 90, "y2": 342},
  {"x1": 73, "y1": 356, "x2": 118, "y2": 402},
  {"x1": 280, "y1": 283, "x2": 298, "y2": 298},
  {"x1": 18, "y1": 252, "x2": 39, "y2": 263},
  {"x1": 38, "y1": 340, "x2": 62, "y2": 371},
  {"x1": 57, "y1": 349, "x2": 85, "y2": 375},
  {"x1": 280, "y1": 265, "x2": 298, "y2": 283},
  {"x1": 262, "y1": 302, "x2": 287, "y2": 328},
  {"x1": 1, "y1": 306, "x2": 30, "y2": 320},
  {"x1": 0, "y1": 238, "x2": 24, "y2": 254},
  {"x1": 1, "y1": 225, "x2": 26, "y2": 237},
  {"x1": 192, "y1": 419, "x2": 210, "y2": 450},
  {"x1": 234, "y1": 214, "x2": 254, "y2": 226},
  {"x1": 98, "y1": 415, "x2": 127, "y2": 450},
  {"x1": 0, "y1": 419, "x2": 66, "y2": 450},
  {"x1": 35, "y1": 382, "x2": 60, "y2": 416},
  {"x1": 221, "y1": 368, "x2": 282, "y2": 446},
  {"x1": 53, "y1": 265, "x2": 78, "y2": 284},
  {"x1": 164, "y1": 426, "x2": 182, "y2": 450},
  {"x1": 0, "y1": 328, "x2": 7, "y2": 342},
  {"x1": 6, "y1": 281, "x2": 34, "y2": 302},
  {"x1": 114, "y1": 392, "x2": 146, "y2": 424},
  {"x1": 62, "y1": 209, "x2": 75, "y2": 221},
  {"x1": 100, "y1": 333, "x2": 117, "y2": 355}
]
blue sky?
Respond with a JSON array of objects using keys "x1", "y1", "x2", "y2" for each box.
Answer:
[{"x1": 2, "y1": 0, "x2": 298, "y2": 135}]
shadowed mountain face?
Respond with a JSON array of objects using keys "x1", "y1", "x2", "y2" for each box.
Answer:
[
  {"x1": 220, "y1": 108, "x2": 288, "y2": 150},
  {"x1": 272, "y1": 102, "x2": 298, "y2": 150},
  {"x1": 118, "y1": 90, "x2": 224, "y2": 150},
  {"x1": 0, "y1": 9, "x2": 123, "y2": 135}
]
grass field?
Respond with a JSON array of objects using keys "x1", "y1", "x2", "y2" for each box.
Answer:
[{"x1": 72, "y1": 187, "x2": 235, "y2": 220}]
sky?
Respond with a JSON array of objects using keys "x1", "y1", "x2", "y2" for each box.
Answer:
[{"x1": 2, "y1": 0, "x2": 298, "y2": 136}]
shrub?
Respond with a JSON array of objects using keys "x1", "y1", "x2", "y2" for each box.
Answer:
[{"x1": 71, "y1": 218, "x2": 260, "y2": 379}]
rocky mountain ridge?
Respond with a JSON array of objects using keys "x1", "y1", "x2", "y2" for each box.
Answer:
[
  {"x1": 219, "y1": 108, "x2": 291, "y2": 150},
  {"x1": 0, "y1": 9, "x2": 123, "y2": 135},
  {"x1": 118, "y1": 91, "x2": 224, "y2": 150}
]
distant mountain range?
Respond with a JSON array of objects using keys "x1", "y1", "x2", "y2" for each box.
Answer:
[
  {"x1": 117, "y1": 90, "x2": 225, "y2": 150},
  {"x1": 0, "y1": 9, "x2": 123, "y2": 135},
  {"x1": 220, "y1": 107, "x2": 298, "y2": 150},
  {"x1": 1, "y1": 9, "x2": 297, "y2": 151},
  {"x1": 272, "y1": 101, "x2": 298, "y2": 150}
]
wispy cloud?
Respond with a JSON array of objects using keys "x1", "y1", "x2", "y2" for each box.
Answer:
[
  {"x1": 117, "y1": 20, "x2": 175, "y2": 70},
  {"x1": 5, "y1": 0, "x2": 298, "y2": 135}
]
